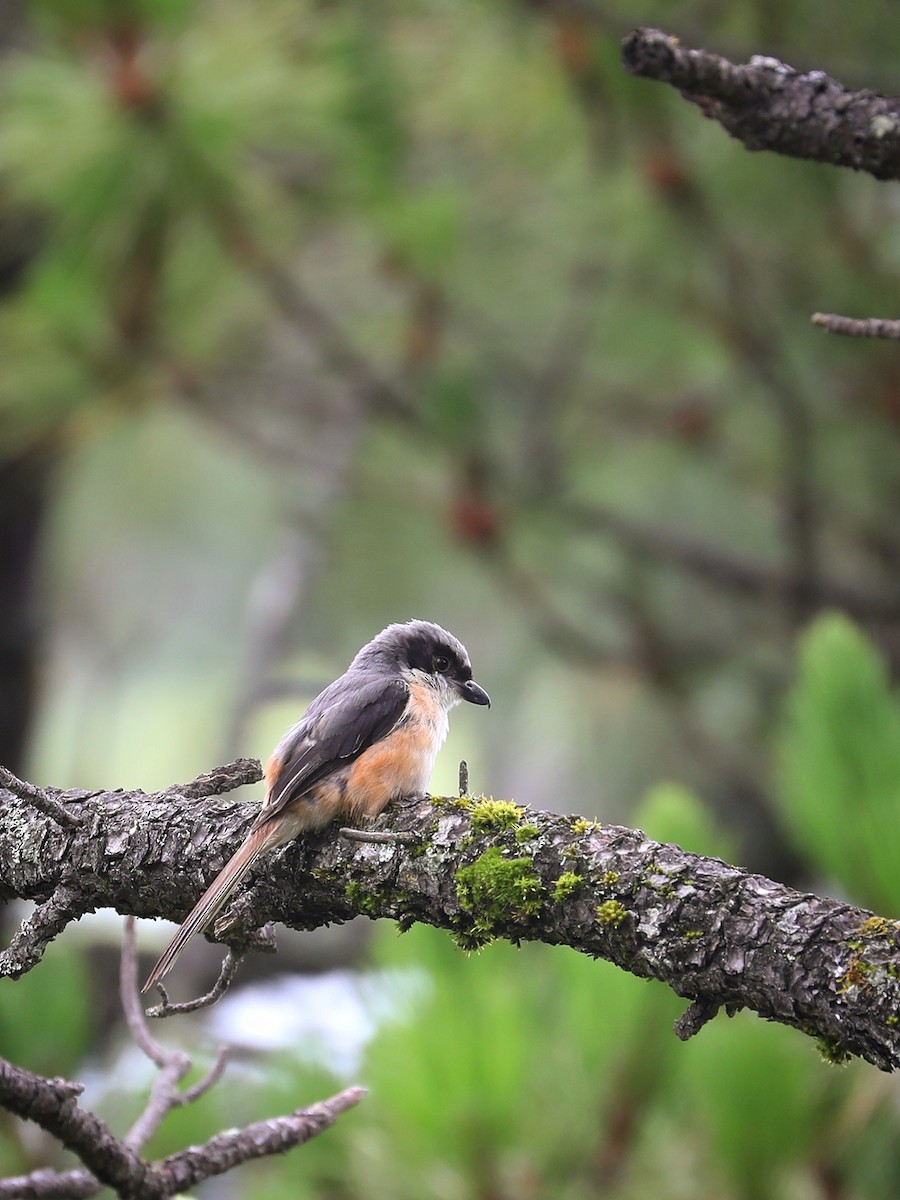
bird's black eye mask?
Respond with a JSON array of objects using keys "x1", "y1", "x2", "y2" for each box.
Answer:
[{"x1": 403, "y1": 630, "x2": 469, "y2": 681}]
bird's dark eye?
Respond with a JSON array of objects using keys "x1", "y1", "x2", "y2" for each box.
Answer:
[{"x1": 434, "y1": 654, "x2": 451, "y2": 674}]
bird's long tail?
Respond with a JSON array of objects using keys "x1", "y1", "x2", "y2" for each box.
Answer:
[{"x1": 141, "y1": 825, "x2": 270, "y2": 994}]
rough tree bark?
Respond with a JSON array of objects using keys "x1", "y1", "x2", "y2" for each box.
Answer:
[{"x1": 2, "y1": 762, "x2": 899, "y2": 1074}]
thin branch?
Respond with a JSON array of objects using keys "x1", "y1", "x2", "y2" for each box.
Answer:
[
  {"x1": 338, "y1": 827, "x2": 420, "y2": 845},
  {"x1": 146, "y1": 950, "x2": 242, "y2": 1019},
  {"x1": 120, "y1": 918, "x2": 231, "y2": 1149},
  {"x1": 0, "y1": 1166, "x2": 98, "y2": 1199},
  {"x1": 158, "y1": 1086, "x2": 366, "y2": 1195},
  {"x1": 120, "y1": 917, "x2": 177, "y2": 1068},
  {"x1": 0, "y1": 766, "x2": 81, "y2": 829},
  {"x1": 0, "y1": 915, "x2": 361, "y2": 1199},
  {"x1": 621, "y1": 27, "x2": 900, "y2": 181},
  {"x1": 176, "y1": 1045, "x2": 230, "y2": 1106},
  {"x1": 155, "y1": 758, "x2": 262, "y2": 802},
  {"x1": 811, "y1": 312, "x2": 900, "y2": 339}
]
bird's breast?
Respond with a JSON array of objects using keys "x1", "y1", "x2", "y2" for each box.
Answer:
[{"x1": 338, "y1": 679, "x2": 449, "y2": 819}]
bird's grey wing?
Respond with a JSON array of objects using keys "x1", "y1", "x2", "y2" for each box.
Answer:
[{"x1": 258, "y1": 675, "x2": 411, "y2": 821}]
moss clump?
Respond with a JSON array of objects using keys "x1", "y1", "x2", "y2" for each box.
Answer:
[
  {"x1": 470, "y1": 798, "x2": 525, "y2": 831},
  {"x1": 596, "y1": 900, "x2": 627, "y2": 928},
  {"x1": 455, "y1": 847, "x2": 542, "y2": 935},
  {"x1": 515, "y1": 823, "x2": 540, "y2": 843},
  {"x1": 601, "y1": 870, "x2": 619, "y2": 886},
  {"x1": 859, "y1": 916, "x2": 894, "y2": 938},
  {"x1": 552, "y1": 872, "x2": 583, "y2": 902},
  {"x1": 572, "y1": 818, "x2": 600, "y2": 835},
  {"x1": 838, "y1": 958, "x2": 874, "y2": 993},
  {"x1": 683, "y1": 929, "x2": 704, "y2": 940},
  {"x1": 816, "y1": 1037, "x2": 852, "y2": 1066},
  {"x1": 886, "y1": 1014, "x2": 899, "y2": 1027},
  {"x1": 345, "y1": 880, "x2": 380, "y2": 918}
]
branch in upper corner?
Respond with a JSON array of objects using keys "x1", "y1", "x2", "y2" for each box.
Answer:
[
  {"x1": 621, "y1": 27, "x2": 900, "y2": 181},
  {"x1": 812, "y1": 312, "x2": 900, "y2": 339}
]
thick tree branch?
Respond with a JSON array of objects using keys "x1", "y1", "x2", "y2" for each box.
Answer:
[
  {"x1": 2, "y1": 765, "x2": 899, "y2": 1072},
  {"x1": 622, "y1": 27, "x2": 900, "y2": 181}
]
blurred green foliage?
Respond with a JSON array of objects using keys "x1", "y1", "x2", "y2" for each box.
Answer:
[
  {"x1": 1, "y1": 0, "x2": 900, "y2": 1195},
  {"x1": 779, "y1": 614, "x2": 900, "y2": 916}
]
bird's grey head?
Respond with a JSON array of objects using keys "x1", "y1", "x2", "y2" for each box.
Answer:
[{"x1": 352, "y1": 620, "x2": 491, "y2": 707}]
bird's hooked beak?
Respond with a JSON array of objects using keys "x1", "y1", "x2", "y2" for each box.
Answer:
[{"x1": 457, "y1": 678, "x2": 491, "y2": 707}]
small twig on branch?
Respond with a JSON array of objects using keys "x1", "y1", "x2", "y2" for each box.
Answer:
[
  {"x1": 0, "y1": 766, "x2": 82, "y2": 829},
  {"x1": 622, "y1": 27, "x2": 900, "y2": 181},
  {"x1": 458, "y1": 760, "x2": 469, "y2": 797},
  {"x1": 146, "y1": 949, "x2": 243, "y2": 1019},
  {"x1": 811, "y1": 312, "x2": 900, "y2": 339},
  {"x1": 156, "y1": 758, "x2": 263, "y2": 801},
  {"x1": 673, "y1": 997, "x2": 724, "y2": 1041},
  {"x1": 338, "y1": 827, "x2": 419, "y2": 845}
]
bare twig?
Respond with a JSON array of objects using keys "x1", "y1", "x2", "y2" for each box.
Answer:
[
  {"x1": 177, "y1": 1045, "x2": 231, "y2": 1106},
  {"x1": 0, "y1": 919, "x2": 361, "y2": 1198},
  {"x1": 156, "y1": 758, "x2": 263, "y2": 801},
  {"x1": 146, "y1": 950, "x2": 242, "y2": 1019},
  {"x1": 158, "y1": 1086, "x2": 366, "y2": 1194},
  {"x1": 0, "y1": 766, "x2": 81, "y2": 828},
  {"x1": 811, "y1": 312, "x2": 900, "y2": 339},
  {"x1": 338, "y1": 827, "x2": 419, "y2": 845},
  {"x1": 121, "y1": 917, "x2": 233, "y2": 1142},
  {"x1": 458, "y1": 760, "x2": 469, "y2": 797}
]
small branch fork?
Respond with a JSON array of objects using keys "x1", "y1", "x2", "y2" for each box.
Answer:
[
  {"x1": 621, "y1": 27, "x2": 900, "y2": 338},
  {"x1": 145, "y1": 949, "x2": 242, "y2": 1019},
  {"x1": 0, "y1": 917, "x2": 364, "y2": 1199}
]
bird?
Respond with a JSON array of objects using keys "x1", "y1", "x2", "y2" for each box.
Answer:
[{"x1": 142, "y1": 620, "x2": 490, "y2": 992}]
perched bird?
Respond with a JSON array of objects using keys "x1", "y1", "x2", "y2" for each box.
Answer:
[{"x1": 143, "y1": 620, "x2": 490, "y2": 992}]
